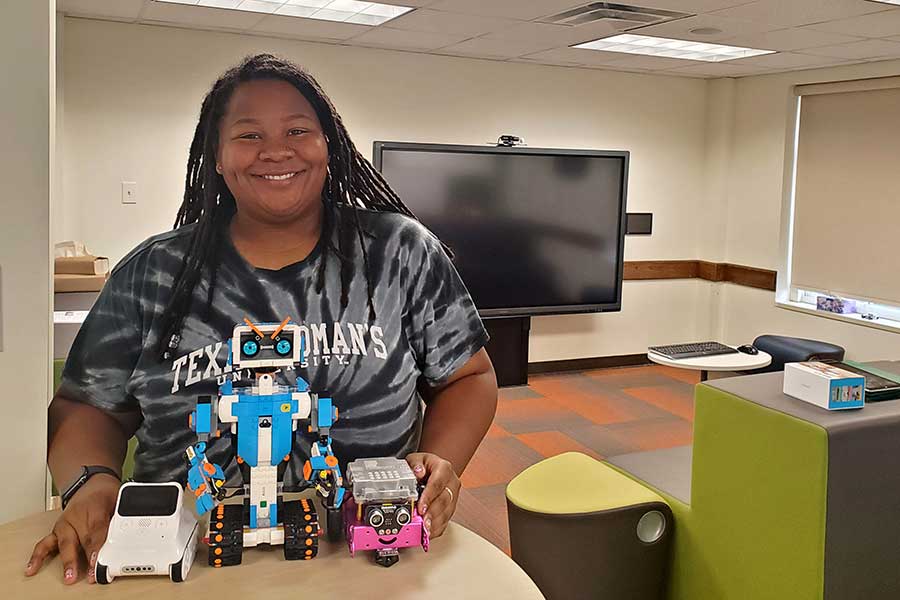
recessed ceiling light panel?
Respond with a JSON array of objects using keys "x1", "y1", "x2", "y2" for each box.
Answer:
[
  {"x1": 156, "y1": 0, "x2": 414, "y2": 25},
  {"x1": 574, "y1": 33, "x2": 775, "y2": 62}
]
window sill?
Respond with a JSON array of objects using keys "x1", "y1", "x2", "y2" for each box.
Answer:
[{"x1": 776, "y1": 300, "x2": 900, "y2": 335}]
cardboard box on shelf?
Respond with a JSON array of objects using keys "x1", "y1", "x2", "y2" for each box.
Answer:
[
  {"x1": 55, "y1": 255, "x2": 109, "y2": 276},
  {"x1": 54, "y1": 273, "x2": 108, "y2": 293}
]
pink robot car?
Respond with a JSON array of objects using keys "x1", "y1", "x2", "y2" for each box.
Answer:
[{"x1": 343, "y1": 457, "x2": 429, "y2": 567}]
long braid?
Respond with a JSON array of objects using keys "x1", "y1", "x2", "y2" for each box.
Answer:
[{"x1": 156, "y1": 53, "x2": 423, "y2": 360}]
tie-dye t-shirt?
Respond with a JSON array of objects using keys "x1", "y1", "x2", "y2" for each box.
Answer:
[{"x1": 59, "y1": 206, "x2": 488, "y2": 486}]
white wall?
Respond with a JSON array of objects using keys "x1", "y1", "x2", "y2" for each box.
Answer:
[
  {"x1": 0, "y1": 0, "x2": 53, "y2": 523},
  {"x1": 716, "y1": 59, "x2": 900, "y2": 359},
  {"x1": 61, "y1": 18, "x2": 715, "y2": 361}
]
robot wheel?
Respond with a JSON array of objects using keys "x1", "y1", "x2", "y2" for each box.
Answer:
[
  {"x1": 207, "y1": 504, "x2": 244, "y2": 567},
  {"x1": 283, "y1": 498, "x2": 319, "y2": 561}
]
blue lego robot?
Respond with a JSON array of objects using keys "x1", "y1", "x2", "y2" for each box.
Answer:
[{"x1": 186, "y1": 317, "x2": 345, "y2": 566}]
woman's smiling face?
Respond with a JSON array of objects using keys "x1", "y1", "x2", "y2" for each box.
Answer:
[{"x1": 217, "y1": 78, "x2": 329, "y2": 224}]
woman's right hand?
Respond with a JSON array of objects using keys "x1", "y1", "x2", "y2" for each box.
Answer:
[{"x1": 24, "y1": 474, "x2": 120, "y2": 584}]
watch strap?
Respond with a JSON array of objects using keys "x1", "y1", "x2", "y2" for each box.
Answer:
[{"x1": 61, "y1": 465, "x2": 121, "y2": 509}]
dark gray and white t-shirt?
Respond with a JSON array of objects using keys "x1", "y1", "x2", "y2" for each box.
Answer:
[{"x1": 59, "y1": 207, "x2": 488, "y2": 486}]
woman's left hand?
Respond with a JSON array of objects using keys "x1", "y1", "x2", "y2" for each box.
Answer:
[{"x1": 405, "y1": 452, "x2": 461, "y2": 539}]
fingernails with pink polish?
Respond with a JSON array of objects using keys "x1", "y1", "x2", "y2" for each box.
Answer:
[
  {"x1": 414, "y1": 465, "x2": 424, "y2": 474},
  {"x1": 425, "y1": 517, "x2": 432, "y2": 532},
  {"x1": 64, "y1": 568, "x2": 74, "y2": 581},
  {"x1": 90, "y1": 552, "x2": 97, "y2": 567},
  {"x1": 420, "y1": 503, "x2": 427, "y2": 515}
]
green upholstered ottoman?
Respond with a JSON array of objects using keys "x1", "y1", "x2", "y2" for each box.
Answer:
[{"x1": 507, "y1": 452, "x2": 673, "y2": 600}]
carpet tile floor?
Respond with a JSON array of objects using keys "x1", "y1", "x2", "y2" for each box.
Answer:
[{"x1": 451, "y1": 364, "x2": 699, "y2": 553}]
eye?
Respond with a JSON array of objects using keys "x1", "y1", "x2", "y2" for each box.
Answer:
[
  {"x1": 288, "y1": 128, "x2": 307, "y2": 136},
  {"x1": 275, "y1": 338, "x2": 292, "y2": 356},
  {"x1": 367, "y1": 508, "x2": 385, "y2": 528},
  {"x1": 238, "y1": 132, "x2": 261, "y2": 140},
  {"x1": 242, "y1": 340, "x2": 259, "y2": 357}
]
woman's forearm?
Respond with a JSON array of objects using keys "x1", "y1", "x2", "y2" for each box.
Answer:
[
  {"x1": 418, "y1": 368, "x2": 498, "y2": 476},
  {"x1": 47, "y1": 395, "x2": 140, "y2": 488}
]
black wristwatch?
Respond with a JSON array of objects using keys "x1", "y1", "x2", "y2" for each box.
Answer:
[{"x1": 61, "y1": 465, "x2": 121, "y2": 509}]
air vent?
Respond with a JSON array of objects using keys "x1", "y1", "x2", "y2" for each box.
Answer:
[{"x1": 539, "y1": 2, "x2": 692, "y2": 30}]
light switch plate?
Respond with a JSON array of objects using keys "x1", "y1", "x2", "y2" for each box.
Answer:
[{"x1": 121, "y1": 181, "x2": 137, "y2": 205}]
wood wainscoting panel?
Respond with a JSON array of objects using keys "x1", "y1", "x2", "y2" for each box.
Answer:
[
  {"x1": 721, "y1": 263, "x2": 777, "y2": 291},
  {"x1": 623, "y1": 260, "x2": 698, "y2": 281},
  {"x1": 623, "y1": 260, "x2": 775, "y2": 291}
]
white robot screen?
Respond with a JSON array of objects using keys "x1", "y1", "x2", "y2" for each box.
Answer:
[{"x1": 117, "y1": 486, "x2": 179, "y2": 517}]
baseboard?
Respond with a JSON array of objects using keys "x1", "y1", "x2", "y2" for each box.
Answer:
[{"x1": 528, "y1": 353, "x2": 651, "y2": 375}]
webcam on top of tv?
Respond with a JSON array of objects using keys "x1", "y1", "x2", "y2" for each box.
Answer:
[{"x1": 494, "y1": 134, "x2": 526, "y2": 147}]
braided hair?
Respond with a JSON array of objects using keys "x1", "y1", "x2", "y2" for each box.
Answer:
[{"x1": 156, "y1": 53, "x2": 419, "y2": 360}]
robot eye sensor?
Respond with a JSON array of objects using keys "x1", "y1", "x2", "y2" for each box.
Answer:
[
  {"x1": 241, "y1": 338, "x2": 261, "y2": 357},
  {"x1": 367, "y1": 508, "x2": 385, "y2": 528},
  {"x1": 274, "y1": 336, "x2": 293, "y2": 357},
  {"x1": 395, "y1": 506, "x2": 411, "y2": 526}
]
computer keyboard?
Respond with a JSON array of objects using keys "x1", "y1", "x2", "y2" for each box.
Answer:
[{"x1": 648, "y1": 341, "x2": 738, "y2": 360}]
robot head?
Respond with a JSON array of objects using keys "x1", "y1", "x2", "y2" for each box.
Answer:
[{"x1": 231, "y1": 319, "x2": 303, "y2": 369}]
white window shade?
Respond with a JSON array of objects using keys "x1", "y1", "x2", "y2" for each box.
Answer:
[{"x1": 790, "y1": 78, "x2": 900, "y2": 306}]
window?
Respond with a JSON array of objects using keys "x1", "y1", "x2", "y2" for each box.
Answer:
[{"x1": 779, "y1": 76, "x2": 900, "y2": 332}]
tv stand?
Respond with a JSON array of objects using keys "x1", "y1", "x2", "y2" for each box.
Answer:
[{"x1": 483, "y1": 316, "x2": 530, "y2": 387}]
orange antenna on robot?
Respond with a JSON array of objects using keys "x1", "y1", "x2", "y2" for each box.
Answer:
[
  {"x1": 243, "y1": 318, "x2": 265, "y2": 338},
  {"x1": 270, "y1": 316, "x2": 292, "y2": 339}
]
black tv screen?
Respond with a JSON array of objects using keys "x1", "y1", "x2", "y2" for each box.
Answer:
[{"x1": 373, "y1": 142, "x2": 628, "y2": 317}]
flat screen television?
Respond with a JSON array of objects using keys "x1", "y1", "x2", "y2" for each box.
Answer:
[{"x1": 373, "y1": 142, "x2": 629, "y2": 318}]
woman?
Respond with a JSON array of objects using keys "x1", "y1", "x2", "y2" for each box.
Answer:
[{"x1": 26, "y1": 53, "x2": 497, "y2": 584}]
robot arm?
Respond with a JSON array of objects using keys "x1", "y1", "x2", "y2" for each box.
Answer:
[
  {"x1": 301, "y1": 394, "x2": 345, "y2": 510},
  {"x1": 186, "y1": 395, "x2": 227, "y2": 516},
  {"x1": 185, "y1": 442, "x2": 226, "y2": 516}
]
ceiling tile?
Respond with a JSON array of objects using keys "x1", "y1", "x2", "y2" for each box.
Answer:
[
  {"x1": 250, "y1": 14, "x2": 371, "y2": 39},
  {"x1": 709, "y1": 0, "x2": 893, "y2": 28},
  {"x1": 347, "y1": 26, "x2": 470, "y2": 50},
  {"x1": 438, "y1": 36, "x2": 558, "y2": 59},
  {"x1": 626, "y1": 13, "x2": 779, "y2": 43},
  {"x1": 805, "y1": 8, "x2": 900, "y2": 38},
  {"x1": 424, "y1": 0, "x2": 584, "y2": 21},
  {"x1": 608, "y1": 0, "x2": 758, "y2": 13},
  {"x1": 655, "y1": 68, "x2": 713, "y2": 78},
  {"x1": 386, "y1": 8, "x2": 516, "y2": 36},
  {"x1": 601, "y1": 54, "x2": 708, "y2": 71},
  {"x1": 483, "y1": 19, "x2": 624, "y2": 48},
  {"x1": 667, "y1": 61, "x2": 772, "y2": 77},
  {"x1": 141, "y1": 1, "x2": 267, "y2": 29},
  {"x1": 57, "y1": 0, "x2": 146, "y2": 20},
  {"x1": 522, "y1": 46, "x2": 631, "y2": 66},
  {"x1": 508, "y1": 57, "x2": 583, "y2": 68},
  {"x1": 723, "y1": 26, "x2": 864, "y2": 51},
  {"x1": 801, "y1": 38, "x2": 900, "y2": 59},
  {"x1": 728, "y1": 50, "x2": 850, "y2": 68}
]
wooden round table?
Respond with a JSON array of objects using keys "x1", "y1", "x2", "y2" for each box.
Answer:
[{"x1": 3, "y1": 510, "x2": 544, "y2": 599}]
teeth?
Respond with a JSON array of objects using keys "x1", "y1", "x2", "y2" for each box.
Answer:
[{"x1": 261, "y1": 172, "x2": 296, "y2": 181}]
